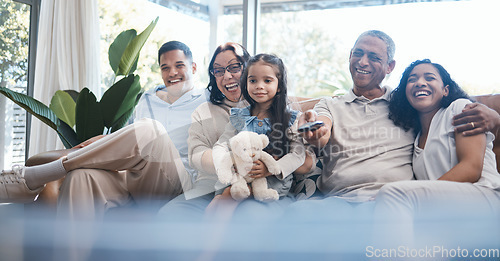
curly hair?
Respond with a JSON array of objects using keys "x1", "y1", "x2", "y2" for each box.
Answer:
[
  {"x1": 241, "y1": 53, "x2": 292, "y2": 157},
  {"x1": 388, "y1": 59, "x2": 471, "y2": 135},
  {"x1": 206, "y1": 42, "x2": 251, "y2": 105}
]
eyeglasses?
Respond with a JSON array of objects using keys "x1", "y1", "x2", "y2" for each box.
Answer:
[{"x1": 210, "y1": 63, "x2": 242, "y2": 77}]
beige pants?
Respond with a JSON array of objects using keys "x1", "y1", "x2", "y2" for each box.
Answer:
[
  {"x1": 57, "y1": 118, "x2": 191, "y2": 220},
  {"x1": 54, "y1": 118, "x2": 191, "y2": 261}
]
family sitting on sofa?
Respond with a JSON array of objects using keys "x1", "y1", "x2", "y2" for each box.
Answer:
[{"x1": 1, "y1": 30, "x2": 499, "y2": 249}]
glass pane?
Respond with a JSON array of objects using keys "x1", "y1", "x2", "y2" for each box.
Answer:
[
  {"x1": 259, "y1": 11, "x2": 350, "y2": 98},
  {"x1": 0, "y1": 0, "x2": 31, "y2": 168},
  {"x1": 258, "y1": 1, "x2": 500, "y2": 97},
  {"x1": 220, "y1": 13, "x2": 243, "y2": 46},
  {"x1": 98, "y1": 0, "x2": 211, "y2": 92}
]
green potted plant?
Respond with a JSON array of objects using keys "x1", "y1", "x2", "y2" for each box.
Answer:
[{"x1": 0, "y1": 17, "x2": 158, "y2": 149}]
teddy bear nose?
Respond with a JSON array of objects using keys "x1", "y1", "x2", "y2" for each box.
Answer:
[{"x1": 251, "y1": 153, "x2": 255, "y2": 157}]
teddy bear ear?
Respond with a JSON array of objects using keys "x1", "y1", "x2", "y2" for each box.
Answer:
[
  {"x1": 260, "y1": 134, "x2": 269, "y2": 147},
  {"x1": 229, "y1": 134, "x2": 238, "y2": 148},
  {"x1": 229, "y1": 138, "x2": 236, "y2": 149},
  {"x1": 230, "y1": 135, "x2": 241, "y2": 150}
]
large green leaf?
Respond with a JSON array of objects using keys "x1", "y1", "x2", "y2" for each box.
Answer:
[
  {"x1": 117, "y1": 17, "x2": 158, "y2": 76},
  {"x1": 109, "y1": 29, "x2": 137, "y2": 76},
  {"x1": 0, "y1": 87, "x2": 77, "y2": 148},
  {"x1": 100, "y1": 74, "x2": 141, "y2": 128},
  {"x1": 64, "y1": 90, "x2": 80, "y2": 102},
  {"x1": 108, "y1": 90, "x2": 143, "y2": 133},
  {"x1": 56, "y1": 119, "x2": 78, "y2": 149},
  {"x1": 75, "y1": 88, "x2": 104, "y2": 142},
  {"x1": 0, "y1": 87, "x2": 58, "y2": 130},
  {"x1": 108, "y1": 106, "x2": 134, "y2": 133},
  {"x1": 50, "y1": 90, "x2": 76, "y2": 127}
]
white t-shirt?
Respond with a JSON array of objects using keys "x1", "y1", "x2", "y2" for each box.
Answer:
[{"x1": 413, "y1": 98, "x2": 500, "y2": 190}]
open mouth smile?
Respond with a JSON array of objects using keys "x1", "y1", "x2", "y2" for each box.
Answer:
[
  {"x1": 225, "y1": 82, "x2": 239, "y2": 91},
  {"x1": 414, "y1": 90, "x2": 431, "y2": 97},
  {"x1": 168, "y1": 79, "x2": 182, "y2": 84},
  {"x1": 356, "y1": 68, "x2": 370, "y2": 74}
]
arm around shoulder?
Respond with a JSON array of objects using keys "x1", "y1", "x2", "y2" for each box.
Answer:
[{"x1": 452, "y1": 99, "x2": 500, "y2": 136}]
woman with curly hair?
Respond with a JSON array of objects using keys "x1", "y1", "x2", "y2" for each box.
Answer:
[
  {"x1": 387, "y1": 59, "x2": 499, "y2": 183},
  {"x1": 375, "y1": 59, "x2": 500, "y2": 245}
]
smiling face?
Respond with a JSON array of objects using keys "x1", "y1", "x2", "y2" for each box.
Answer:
[
  {"x1": 405, "y1": 63, "x2": 449, "y2": 115},
  {"x1": 213, "y1": 50, "x2": 243, "y2": 102},
  {"x1": 349, "y1": 35, "x2": 395, "y2": 94},
  {"x1": 159, "y1": 49, "x2": 196, "y2": 94},
  {"x1": 246, "y1": 61, "x2": 279, "y2": 110}
]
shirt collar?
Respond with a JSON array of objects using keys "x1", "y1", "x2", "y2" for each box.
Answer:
[
  {"x1": 222, "y1": 98, "x2": 241, "y2": 108},
  {"x1": 344, "y1": 86, "x2": 391, "y2": 103},
  {"x1": 148, "y1": 84, "x2": 203, "y2": 103}
]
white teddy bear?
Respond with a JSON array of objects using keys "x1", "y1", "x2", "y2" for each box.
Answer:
[{"x1": 216, "y1": 131, "x2": 282, "y2": 202}]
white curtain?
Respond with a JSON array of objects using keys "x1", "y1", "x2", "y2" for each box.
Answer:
[{"x1": 29, "y1": 0, "x2": 100, "y2": 157}]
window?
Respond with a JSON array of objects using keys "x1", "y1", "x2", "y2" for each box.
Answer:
[
  {"x1": 220, "y1": 0, "x2": 500, "y2": 97},
  {"x1": 259, "y1": 10, "x2": 351, "y2": 97},
  {"x1": 99, "y1": 0, "x2": 211, "y2": 92},
  {"x1": 0, "y1": 0, "x2": 39, "y2": 168},
  {"x1": 220, "y1": 13, "x2": 243, "y2": 46}
]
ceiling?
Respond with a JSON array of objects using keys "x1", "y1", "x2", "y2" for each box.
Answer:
[
  {"x1": 148, "y1": 0, "x2": 468, "y2": 19},
  {"x1": 221, "y1": 0, "x2": 467, "y2": 14}
]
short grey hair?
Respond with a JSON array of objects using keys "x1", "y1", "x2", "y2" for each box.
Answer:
[{"x1": 355, "y1": 30, "x2": 396, "y2": 63}]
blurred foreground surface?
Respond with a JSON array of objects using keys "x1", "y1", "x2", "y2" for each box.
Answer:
[{"x1": 1, "y1": 202, "x2": 499, "y2": 261}]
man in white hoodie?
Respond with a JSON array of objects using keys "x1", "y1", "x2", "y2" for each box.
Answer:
[{"x1": 0, "y1": 41, "x2": 207, "y2": 219}]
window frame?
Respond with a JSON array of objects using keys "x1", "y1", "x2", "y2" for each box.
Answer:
[{"x1": 12, "y1": 0, "x2": 40, "y2": 160}]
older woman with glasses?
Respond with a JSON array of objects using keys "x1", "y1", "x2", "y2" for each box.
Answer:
[{"x1": 158, "y1": 43, "x2": 317, "y2": 222}]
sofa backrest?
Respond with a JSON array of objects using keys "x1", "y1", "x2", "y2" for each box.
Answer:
[{"x1": 474, "y1": 95, "x2": 500, "y2": 173}]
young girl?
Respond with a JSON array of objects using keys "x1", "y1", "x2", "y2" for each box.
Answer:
[
  {"x1": 375, "y1": 59, "x2": 500, "y2": 245},
  {"x1": 212, "y1": 53, "x2": 309, "y2": 203}
]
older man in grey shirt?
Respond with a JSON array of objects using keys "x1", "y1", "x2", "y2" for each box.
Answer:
[{"x1": 299, "y1": 30, "x2": 414, "y2": 203}]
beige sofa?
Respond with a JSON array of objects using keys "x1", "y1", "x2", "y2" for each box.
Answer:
[{"x1": 24, "y1": 94, "x2": 500, "y2": 210}]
